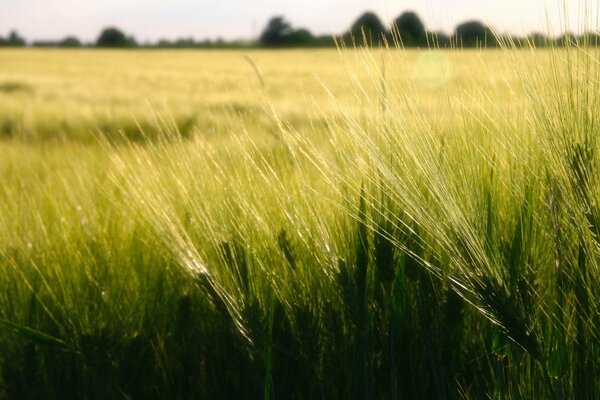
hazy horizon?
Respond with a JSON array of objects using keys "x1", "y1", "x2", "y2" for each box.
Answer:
[{"x1": 0, "y1": 0, "x2": 598, "y2": 43}]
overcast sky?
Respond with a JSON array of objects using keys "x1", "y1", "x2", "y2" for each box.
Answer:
[{"x1": 0, "y1": 0, "x2": 597, "y2": 43}]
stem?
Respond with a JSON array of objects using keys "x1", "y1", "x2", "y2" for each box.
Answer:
[{"x1": 542, "y1": 363, "x2": 558, "y2": 400}]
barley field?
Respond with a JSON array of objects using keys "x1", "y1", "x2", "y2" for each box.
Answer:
[{"x1": 0, "y1": 47, "x2": 598, "y2": 399}]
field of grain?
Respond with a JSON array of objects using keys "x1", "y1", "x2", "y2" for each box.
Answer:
[{"x1": 0, "y1": 47, "x2": 598, "y2": 399}]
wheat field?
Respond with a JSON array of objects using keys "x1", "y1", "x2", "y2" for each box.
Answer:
[{"x1": 0, "y1": 47, "x2": 598, "y2": 399}]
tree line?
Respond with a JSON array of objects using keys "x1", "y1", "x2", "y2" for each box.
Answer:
[
  {"x1": 259, "y1": 12, "x2": 597, "y2": 48},
  {"x1": 1, "y1": 11, "x2": 598, "y2": 49}
]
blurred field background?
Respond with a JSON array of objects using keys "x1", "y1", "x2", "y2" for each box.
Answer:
[
  {"x1": 0, "y1": 46, "x2": 598, "y2": 399},
  {"x1": 0, "y1": 49, "x2": 530, "y2": 141}
]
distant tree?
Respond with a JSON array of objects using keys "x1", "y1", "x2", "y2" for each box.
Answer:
[
  {"x1": 557, "y1": 31, "x2": 600, "y2": 47},
  {"x1": 60, "y1": 36, "x2": 81, "y2": 47},
  {"x1": 259, "y1": 16, "x2": 317, "y2": 47},
  {"x1": 174, "y1": 37, "x2": 195, "y2": 48},
  {"x1": 260, "y1": 16, "x2": 293, "y2": 47},
  {"x1": 580, "y1": 31, "x2": 600, "y2": 46},
  {"x1": 555, "y1": 32, "x2": 577, "y2": 47},
  {"x1": 392, "y1": 12, "x2": 426, "y2": 47},
  {"x1": 96, "y1": 27, "x2": 136, "y2": 47},
  {"x1": 314, "y1": 35, "x2": 336, "y2": 47},
  {"x1": 0, "y1": 30, "x2": 26, "y2": 47},
  {"x1": 31, "y1": 40, "x2": 52, "y2": 47},
  {"x1": 455, "y1": 21, "x2": 496, "y2": 47},
  {"x1": 9, "y1": 30, "x2": 26, "y2": 46},
  {"x1": 429, "y1": 31, "x2": 451, "y2": 48},
  {"x1": 524, "y1": 33, "x2": 549, "y2": 48},
  {"x1": 349, "y1": 12, "x2": 387, "y2": 44},
  {"x1": 285, "y1": 29, "x2": 314, "y2": 47},
  {"x1": 156, "y1": 39, "x2": 171, "y2": 48}
]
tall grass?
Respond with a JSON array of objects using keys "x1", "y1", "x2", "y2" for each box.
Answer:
[{"x1": 0, "y1": 15, "x2": 599, "y2": 400}]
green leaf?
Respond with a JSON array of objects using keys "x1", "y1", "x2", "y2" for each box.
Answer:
[{"x1": 0, "y1": 318, "x2": 73, "y2": 352}]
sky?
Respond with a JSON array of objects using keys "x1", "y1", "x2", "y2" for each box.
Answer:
[{"x1": 0, "y1": 0, "x2": 598, "y2": 43}]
